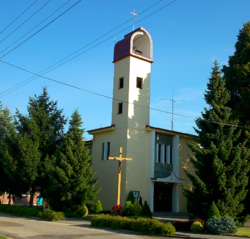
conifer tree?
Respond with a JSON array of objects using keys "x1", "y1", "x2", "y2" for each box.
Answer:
[
  {"x1": 44, "y1": 110, "x2": 99, "y2": 212},
  {"x1": 183, "y1": 62, "x2": 250, "y2": 219},
  {"x1": 15, "y1": 87, "x2": 67, "y2": 205},
  {"x1": 222, "y1": 21, "x2": 250, "y2": 214}
]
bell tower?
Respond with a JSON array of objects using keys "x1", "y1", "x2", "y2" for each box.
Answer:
[{"x1": 111, "y1": 27, "x2": 153, "y2": 129}]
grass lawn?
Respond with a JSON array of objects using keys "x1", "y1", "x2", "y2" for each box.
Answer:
[
  {"x1": 233, "y1": 228, "x2": 250, "y2": 237},
  {"x1": 0, "y1": 236, "x2": 7, "y2": 239}
]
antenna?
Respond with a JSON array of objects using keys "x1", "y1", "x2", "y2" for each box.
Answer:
[{"x1": 160, "y1": 87, "x2": 185, "y2": 131}]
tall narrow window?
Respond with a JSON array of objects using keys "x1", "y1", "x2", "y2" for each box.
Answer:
[
  {"x1": 155, "y1": 144, "x2": 159, "y2": 163},
  {"x1": 136, "y1": 77, "x2": 143, "y2": 89},
  {"x1": 119, "y1": 77, "x2": 124, "y2": 89},
  {"x1": 118, "y1": 102, "x2": 123, "y2": 114},
  {"x1": 158, "y1": 144, "x2": 161, "y2": 163},
  {"x1": 102, "y1": 142, "x2": 110, "y2": 161},
  {"x1": 170, "y1": 146, "x2": 173, "y2": 164},
  {"x1": 164, "y1": 145, "x2": 167, "y2": 163}
]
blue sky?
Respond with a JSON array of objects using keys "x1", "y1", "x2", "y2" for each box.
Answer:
[{"x1": 0, "y1": 0, "x2": 250, "y2": 139}]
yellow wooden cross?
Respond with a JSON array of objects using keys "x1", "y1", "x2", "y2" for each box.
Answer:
[{"x1": 108, "y1": 147, "x2": 132, "y2": 205}]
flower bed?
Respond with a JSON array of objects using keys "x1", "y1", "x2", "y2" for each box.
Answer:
[{"x1": 91, "y1": 214, "x2": 175, "y2": 236}]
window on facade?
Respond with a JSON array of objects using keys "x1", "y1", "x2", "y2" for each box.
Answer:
[
  {"x1": 102, "y1": 142, "x2": 110, "y2": 161},
  {"x1": 119, "y1": 77, "x2": 124, "y2": 89},
  {"x1": 164, "y1": 145, "x2": 167, "y2": 163},
  {"x1": 136, "y1": 77, "x2": 142, "y2": 89},
  {"x1": 118, "y1": 102, "x2": 123, "y2": 114}
]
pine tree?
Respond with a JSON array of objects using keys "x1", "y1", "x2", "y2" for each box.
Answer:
[
  {"x1": 183, "y1": 61, "x2": 250, "y2": 219},
  {"x1": 222, "y1": 21, "x2": 250, "y2": 214},
  {"x1": 44, "y1": 110, "x2": 99, "y2": 212},
  {"x1": 15, "y1": 87, "x2": 67, "y2": 205}
]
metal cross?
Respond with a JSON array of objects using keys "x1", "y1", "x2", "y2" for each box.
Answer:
[{"x1": 130, "y1": 9, "x2": 138, "y2": 30}]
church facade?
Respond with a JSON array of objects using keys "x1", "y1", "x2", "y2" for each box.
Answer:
[{"x1": 87, "y1": 27, "x2": 195, "y2": 213}]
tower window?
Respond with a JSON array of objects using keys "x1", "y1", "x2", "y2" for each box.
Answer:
[
  {"x1": 119, "y1": 77, "x2": 124, "y2": 89},
  {"x1": 102, "y1": 142, "x2": 110, "y2": 161},
  {"x1": 118, "y1": 103, "x2": 123, "y2": 114},
  {"x1": 136, "y1": 77, "x2": 143, "y2": 89}
]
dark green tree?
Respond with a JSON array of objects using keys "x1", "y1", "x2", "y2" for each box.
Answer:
[
  {"x1": 15, "y1": 87, "x2": 67, "y2": 205},
  {"x1": 0, "y1": 102, "x2": 14, "y2": 197},
  {"x1": 222, "y1": 21, "x2": 250, "y2": 214},
  {"x1": 183, "y1": 61, "x2": 250, "y2": 219},
  {"x1": 44, "y1": 110, "x2": 98, "y2": 212}
]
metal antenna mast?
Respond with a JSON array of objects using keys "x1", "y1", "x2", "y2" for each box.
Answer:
[
  {"x1": 160, "y1": 87, "x2": 185, "y2": 131},
  {"x1": 130, "y1": 9, "x2": 138, "y2": 30}
]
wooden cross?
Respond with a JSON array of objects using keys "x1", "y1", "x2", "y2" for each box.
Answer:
[{"x1": 108, "y1": 147, "x2": 132, "y2": 205}]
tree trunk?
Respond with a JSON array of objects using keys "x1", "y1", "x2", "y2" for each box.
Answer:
[
  {"x1": 8, "y1": 194, "x2": 11, "y2": 205},
  {"x1": 29, "y1": 188, "x2": 35, "y2": 207}
]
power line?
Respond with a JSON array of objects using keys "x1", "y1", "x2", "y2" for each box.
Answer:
[
  {"x1": 0, "y1": 0, "x2": 51, "y2": 44},
  {"x1": 0, "y1": 0, "x2": 72, "y2": 55},
  {"x1": 0, "y1": 0, "x2": 177, "y2": 95},
  {"x1": 0, "y1": 0, "x2": 82, "y2": 59},
  {"x1": 0, "y1": 58, "x2": 249, "y2": 130},
  {"x1": 0, "y1": 0, "x2": 38, "y2": 35}
]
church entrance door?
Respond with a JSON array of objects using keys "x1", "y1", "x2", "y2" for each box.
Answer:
[{"x1": 154, "y1": 182, "x2": 172, "y2": 212}]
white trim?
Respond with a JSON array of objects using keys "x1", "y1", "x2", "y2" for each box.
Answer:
[
  {"x1": 160, "y1": 144, "x2": 165, "y2": 163},
  {"x1": 155, "y1": 144, "x2": 159, "y2": 163},
  {"x1": 166, "y1": 145, "x2": 170, "y2": 164},
  {"x1": 147, "y1": 130, "x2": 155, "y2": 212}
]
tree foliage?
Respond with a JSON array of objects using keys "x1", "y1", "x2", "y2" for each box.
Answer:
[
  {"x1": 183, "y1": 62, "x2": 250, "y2": 219},
  {"x1": 223, "y1": 21, "x2": 250, "y2": 214},
  {"x1": 43, "y1": 110, "x2": 98, "y2": 212}
]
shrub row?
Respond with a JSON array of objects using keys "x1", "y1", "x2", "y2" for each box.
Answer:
[
  {"x1": 91, "y1": 214, "x2": 175, "y2": 236},
  {"x1": 0, "y1": 205, "x2": 42, "y2": 217},
  {"x1": 0, "y1": 205, "x2": 65, "y2": 221},
  {"x1": 38, "y1": 210, "x2": 65, "y2": 221}
]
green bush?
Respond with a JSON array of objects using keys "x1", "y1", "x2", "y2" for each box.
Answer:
[
  {"x1": 98, "y1": 210, "x2": 111, "y2": 215},
  {"x1": 38, "y1": 210, "x2": 65, "y2": 221},
  {"x1": 190, "y1": 221, "x2": 204, "y2": 233},
  {"x1": 141, "y1": 200, "x2": 152, "y2": 218},
  {"x1": 235, "y1": 214, "x2": 250, "y2": 227},
  {"x1": 0, "y1": 205, "x2": 42, "y2": 217},
  {"x1": 94, "y1": 200, "x2": 103, "y2": 214},
  {"x1": 65, "y1": 212, "x2": 81, "y2": 218},
  {"x1": 123, "y1": 201, "x2": 134, "y2": 216},
  {"x1": 91, "y1": 214, "x2": 175, "y2": 236},
  {"x1": 207, "y1": 201, "x2": 221, "y2": 220},
  {"x1": 189, "y1": 213, "x2": 195, "y2": 219},
  {"x1": 78, "y1": 206, "x2": 88, "y2": 217},
  {"x1": 132, "y1": 203, "x2": 142, "y2": 216},
  {"x1": 127, "y1": 191, "x2": 135, "y2": 204},
  {"x1": 206, "y1": 215, "x2": 237, "y2": 235}
]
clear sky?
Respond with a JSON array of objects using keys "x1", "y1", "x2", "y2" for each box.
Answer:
[{"x1": 0, "y1": 0, "x2": 250, "y2": 139}]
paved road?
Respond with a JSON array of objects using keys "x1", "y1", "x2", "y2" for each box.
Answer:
[{"x1": 0, "y1": 214, "x2": 176, "y2": 239}]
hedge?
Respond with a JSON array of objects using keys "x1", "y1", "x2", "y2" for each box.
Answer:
[
  {"x1": 91, "y1": 214, "x2": 175, "y2": 235},
  {"x1": 0, "y1": 205, "x2": 42, "y2": 217},
  {"x1": 173, "y1": 218, "x2": 205, "y2": 231},
  {"x1": 0, "y1": 205, "x2": 64, "y2": 221}
]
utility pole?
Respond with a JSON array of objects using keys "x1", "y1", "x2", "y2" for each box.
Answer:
[
  {"x1": 130, "y1": 9, "x2": 138, "y2": 30},
  {"x1": 160, "y1": 87, "x2": 185, "y2": 131}
]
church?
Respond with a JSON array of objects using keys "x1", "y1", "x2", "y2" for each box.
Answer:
[{"x1": 86, "y1": 27, "x2": 195, "y2": 213}]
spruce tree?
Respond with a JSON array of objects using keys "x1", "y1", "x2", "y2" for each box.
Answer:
[
  {"x1": 222, "y1": 21, "x2": 250, "y2": 214},
  {"x1": 15, "y1": 87, "x2": 67, "y2": 205},
  {"x1": 183, "y1": 61, "x2": 250, "y2": 219},
  {"x1": 44, "y1": 110, "x2": 99, "y2": 212}
]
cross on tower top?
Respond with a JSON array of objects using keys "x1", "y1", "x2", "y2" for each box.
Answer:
[{"x1": 130, "y1": 9, "x2": 138, "y2": 30}]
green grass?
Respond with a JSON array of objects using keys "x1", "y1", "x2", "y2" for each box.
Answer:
[
  {"x1": 234, "y1": 228, "x2": 250, "y2": 237},
  {"x1": 0, "y1": 236, "x2": 7, "y2": 239}
]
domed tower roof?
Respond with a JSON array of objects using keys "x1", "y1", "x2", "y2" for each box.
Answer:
[{"x1": 113, "y1": 27, "x2": 153, "y2": 63}]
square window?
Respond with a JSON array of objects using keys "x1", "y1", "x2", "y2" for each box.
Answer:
[
  {"x1": 118, "y1": 102, "x2": 123, "y2": 114},
  {"x1": 136, "y1": 77, "x2": 142, "y2": 89},
  {"x1": 119, "y1": 77, "x2": 124, "y2": 89}
]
